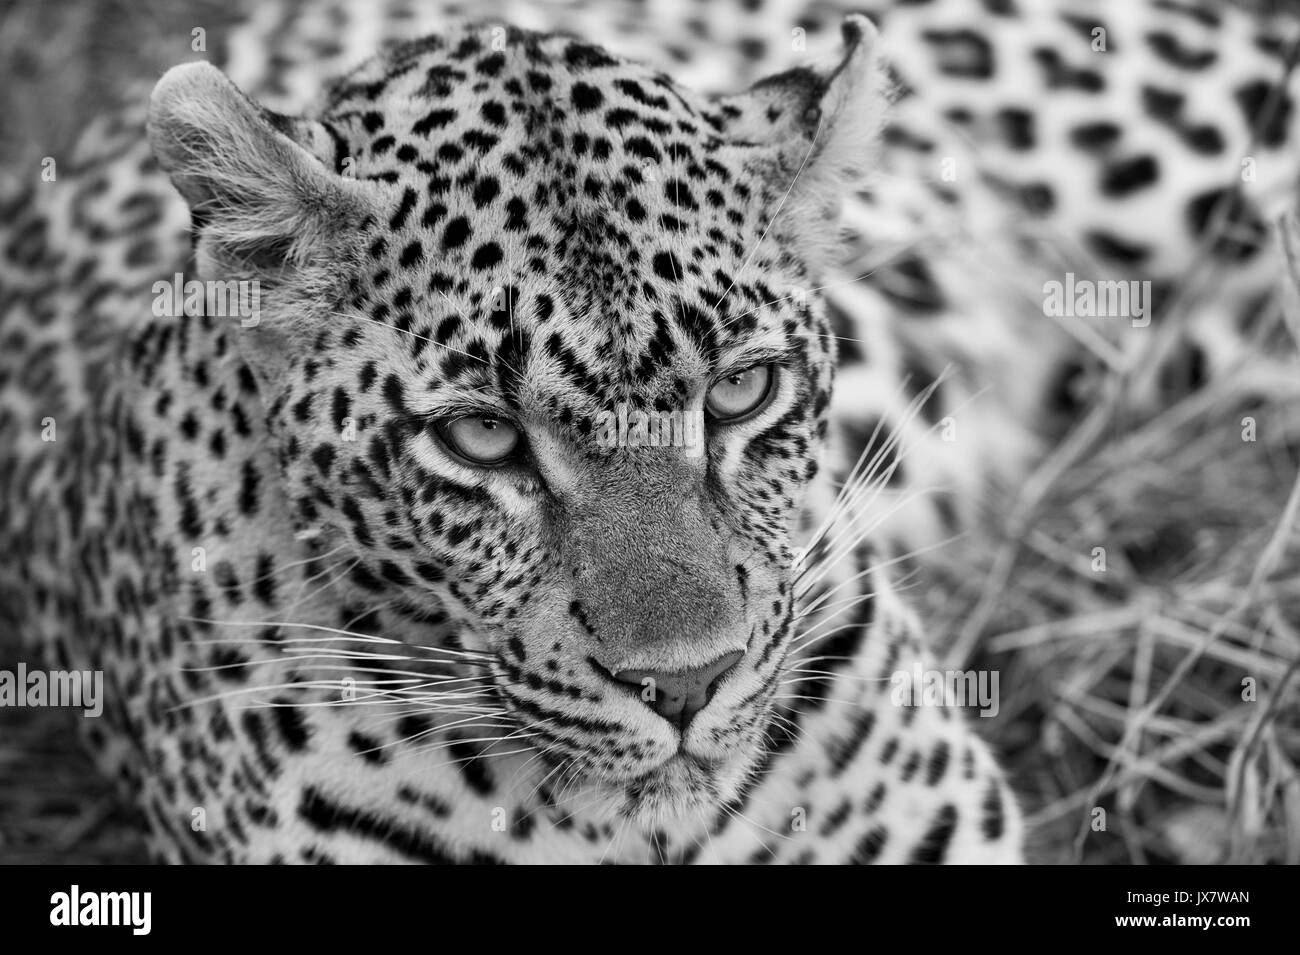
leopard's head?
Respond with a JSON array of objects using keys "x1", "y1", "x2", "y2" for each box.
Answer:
[{"x1": 148, "y1": 17, "x2": 885, "y2": 820}]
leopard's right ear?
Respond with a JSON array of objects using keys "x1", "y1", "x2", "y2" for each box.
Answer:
[
  {"x1": 147, "y1": 62, "x2": 375, "y2": 279},
  {"x1": 717, "y1": 16, "x2": 888, "y2": 273}
]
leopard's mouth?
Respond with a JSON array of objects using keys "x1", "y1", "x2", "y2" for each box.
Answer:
[{"x1": 486, "y1": 628, "x2": 780, "y2": 822}]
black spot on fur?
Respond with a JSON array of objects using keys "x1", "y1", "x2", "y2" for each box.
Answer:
[
  {"x1": 1084, "y1": 230, "x2": 1149, "y2": 266},
  {"x1": 1146, "y1": 30, "x2": 1216, "y2": 70},
  {"x1": 571, "y1": 82, "x2": 604, "y2": 112},
  {"x1": 851, "y1": 826, "x2": 889, "y2": 863},
  {"x1": 1186, "y1": 188, "x2": 1266, "y2": 261},
  {"x1": 921, "y1": 29, "x2": 995, "y2": 79},
  {"x1": 1141, "y1": 85, "x2": 1225, "y2": 154},
  {"x1": 442, "y1": 216, "x2": 471, "y2": 250},
  {"x1": 874, "y1": 254, "x2": 946, "y2": 314},
  {"x1": 1100, "y1": 154, "x2": 1159, "y2": 197},
  {"x1": 1235, "y1": 80, "x2": 1293, "y2": 149},
  {"x1": 1071, "y1": 121, "x2": 1121, "y2": 152},
  {"x1": 1033, "y1": 48, "x2": 1103, "y2": 91},
  {"x1": 389, "y1": 188, "x2": 417, "y2": 230},
  {"x1": 1157, "y1": 338, "x2": 1209, "y2": 401},
  {"x1": 471, "y1": 242, "x2": 504, "y2": 270},
  {"x1": 908, "y1": 804, "x2": 958, "y2": 864},
  {"x1": 995, "y1": 107, "x2": 1035, "y2": 150},
  {"x1": 348, "y1": 730, "x2": 389, "y2": 765},
  {"x1": 982, "y1": 781, "x2": 1006, "y2": 840},
  {"x1": 448, "y1": 739, "x2": 495, "y2": 795},
  {"x1": 298, "y1": 787, "x2": 502, "y2": 863},
  {"x1": 271, "y1": 702, "x2": 311, "y2": 752},
  {"x1": 652, "y1": 251, "x2": 682, "y2": 280},
  {"x1": 925, "y1": 739, "x2": 951, "y2": 786}
]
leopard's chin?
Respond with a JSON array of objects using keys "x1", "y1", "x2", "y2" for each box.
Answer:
[
  {"x1": 616, "y1": 748, "x2": 756, "y2": 825},
  {"x1": 529, "y1": 709, "x2": 772, "y2": 826},
  {"x1": 618, "y1": 754, "x2": 718, "y2": 824}
]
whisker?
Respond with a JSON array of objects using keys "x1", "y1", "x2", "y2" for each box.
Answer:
[{"x1": 181, "y1": 617, "x2": 492, "y2": 661}]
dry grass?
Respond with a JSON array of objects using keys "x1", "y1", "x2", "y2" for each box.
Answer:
[{"x1": 917, "y1": 272, "x2": 1300, "y2": 864}]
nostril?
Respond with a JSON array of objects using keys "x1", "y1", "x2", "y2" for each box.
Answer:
[{"x1": 610, "y1": 650, "x2": 743, "y2": 730}]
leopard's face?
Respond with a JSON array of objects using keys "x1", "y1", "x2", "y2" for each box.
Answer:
[{"x1": 149, "y1": 19, "x2": 880, "y2": 818}]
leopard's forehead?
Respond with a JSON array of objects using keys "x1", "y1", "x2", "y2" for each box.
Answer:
[{"x1": 319, "y1": 25, "x2": 810, "y2": 418}]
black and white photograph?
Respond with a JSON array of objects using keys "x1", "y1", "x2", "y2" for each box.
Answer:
[{"x1": 0, "y1": 0, "x2": 1296, "y2": 895}]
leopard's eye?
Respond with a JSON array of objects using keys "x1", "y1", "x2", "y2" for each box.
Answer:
[
  {"x1": 705, "y1": 365, "x2": 775, "y2": 422},
  {"x1": 437, "y1": 416, "x2": 521, "y2": 466}
]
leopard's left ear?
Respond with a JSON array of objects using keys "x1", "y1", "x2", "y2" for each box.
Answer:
[
  {"x1": 720, "y1": 15, "x2": 888, "y2": 268},
  {"x1": 147, "y1": 62, "x2": 378, "y2": 285}
]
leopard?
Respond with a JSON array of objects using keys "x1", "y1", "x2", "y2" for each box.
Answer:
[{"x1": 2, "y1": 0, "x2": 1297, "y2": 864}]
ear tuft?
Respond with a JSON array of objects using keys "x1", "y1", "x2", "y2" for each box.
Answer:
[
  {"x1": 148, "y1": 62, "x2": 370, "y2": 275},
  {"x1": 721, "y1": 15, "x2": 889, "y2": 273},
  {"x1": 791, "y1": 15, "x2": 887, "y2": 226}
]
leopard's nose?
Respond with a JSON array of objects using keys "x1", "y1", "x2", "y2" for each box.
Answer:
[{"x1": 612, "y1": 650, "x2": 743, "y2": 730}]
